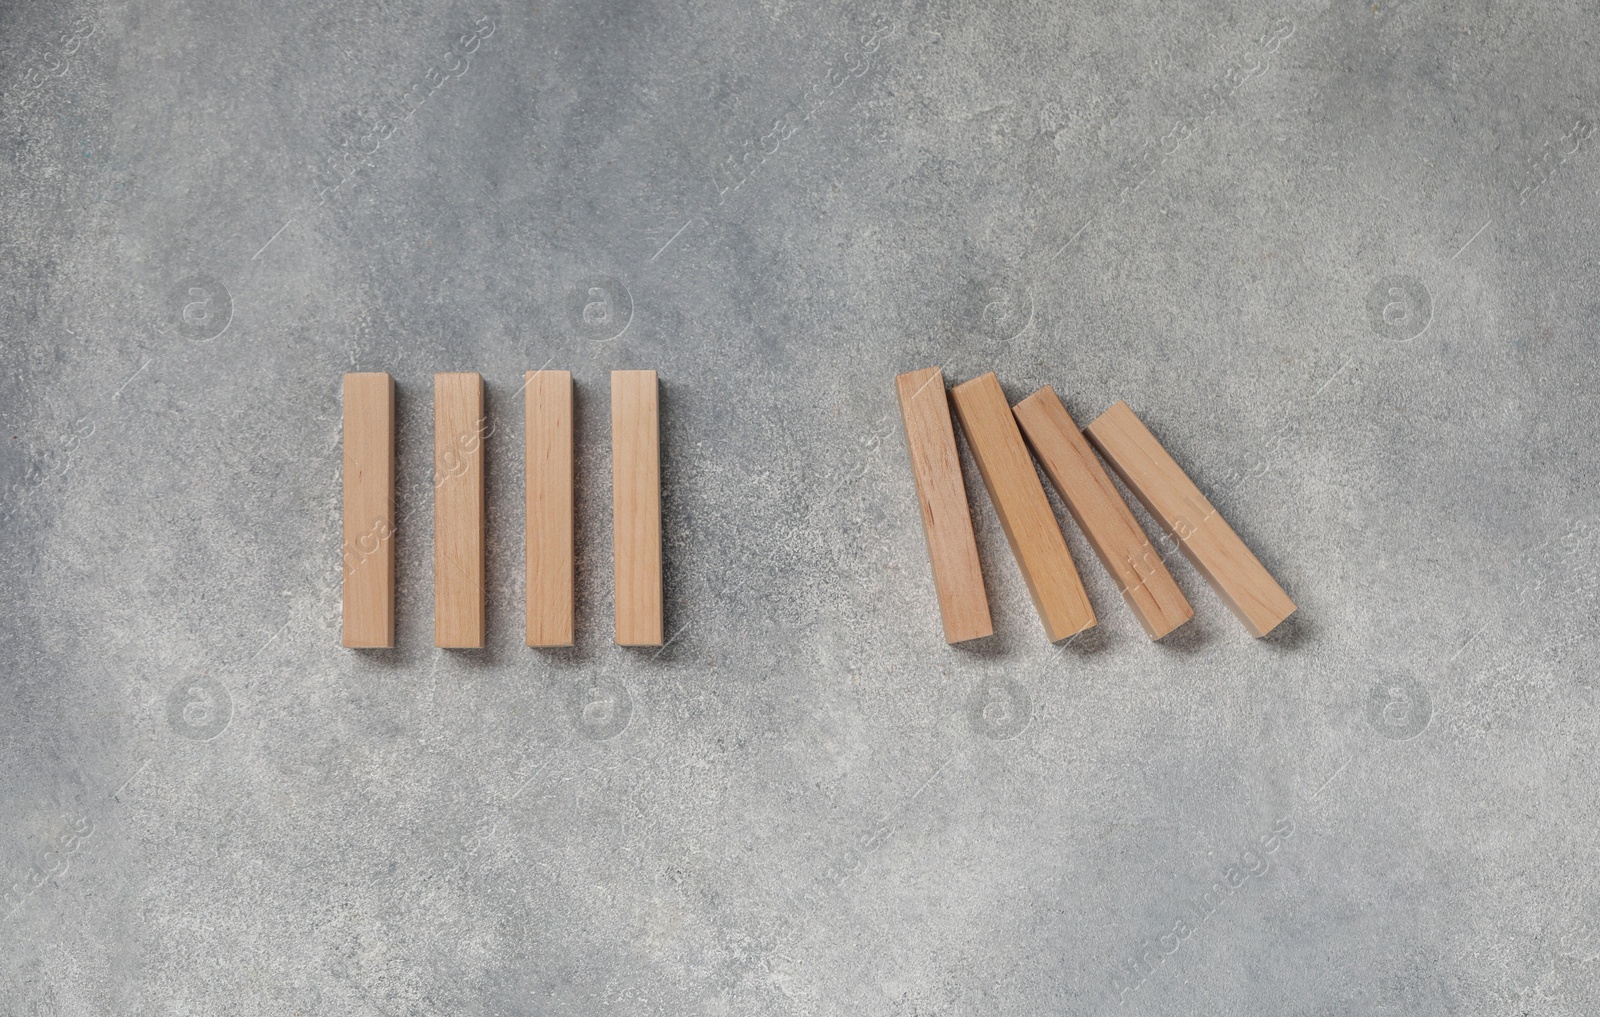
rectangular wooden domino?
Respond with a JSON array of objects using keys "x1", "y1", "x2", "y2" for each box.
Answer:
[
  {"x1": 1013, "y1": 386, "x2": 1193, "y2": 640},
  {"x1": 434, "y1": 372, "x2": 487, "y2": 648},
  {"x1": 612, "y1": 370, "x2": 663, "y2": 646},
  {"x1": 895, "y1": 368, "x2": 993, "y2": 643},
  {"x1": 1083, "y1": 400, "x2": 1295, "y2": 637},
  {"x1": 949, "y1": 372, "x2": 1095, "y2": 641},
  {"x1": 342, "y1": 372, "x2": 396, "y2": 648},
  {"x1": 526, "y1": 369, "x2": 574, "y2": 647}
]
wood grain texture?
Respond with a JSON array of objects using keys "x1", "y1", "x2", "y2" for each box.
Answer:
[
  {"x1": 949, "y1": 372, "x2": 1096, "y2": 641},
  {"x1": 1013, "y1": 386, "x2": 1193, "y2": 640},
  {"x1": 342, "y1": 373, "x2": 396, "y2": 648},
  {"x1": 525, "y1": 369, "x2": 574, "y2": 647},
  {"x1": 895, "y1": 368, "x2": 993, "y2": 643},
  {"x1": 612, "y1": 370, "x2": 663, "y2": 646},
  {"x1": 434, "y1": 372, "x2": 486, "y2": 648},
  {"x1": 1083, "y1": 400, "x2": 1295, "y2": 637}
]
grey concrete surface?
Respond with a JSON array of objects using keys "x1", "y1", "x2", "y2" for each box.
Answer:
[{"x1": 2, "y1": 0, "x2": 1599, "y2": 1013}]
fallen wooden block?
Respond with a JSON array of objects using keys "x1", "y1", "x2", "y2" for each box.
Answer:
[
  {"x1": 949, "y1": 372, "x2": 1095, "y2": 641},
  {"x1": 526, "y1": 369, "x2": 574, "y2": 647},
  {"x1": 612, "y1": 370, "x2": 663, "y2": 646},
  {"x1": 895, "y1": 368, "x2": 993, "y2": 643},
  {"x1": 342, "y1": 372, "x2": 396, "y2": 648},
  {"x1": 1013, "y1": 386, "x2": 1193, "y2": 640},
  {"x1": 1083, "y1": 401, "x2": 1295, "y2": 637},
  {"x1": 434, "y1": 372, "x2": 487, "y2": 648}
]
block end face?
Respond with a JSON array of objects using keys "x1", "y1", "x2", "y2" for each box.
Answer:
[
  {"x1": 1140, "y1": 602, "x2": 1196, "y2": 642},
  {"x1": 942, "y1": 616, "x2": 995, "y2": 644},
  {"x1": 1013, "y1": 385, "x2": 1058, "y2": 414},
  {"x1": 1246, "y1": 602, "x2": 1297, "y2": 639},
  {"x1": 896, "y1": 366, "x2": 942, "y2": 384},
  {"x1": 1120, "y1": 575, "x2": 1196, "y2": 641},
  {"x1": 1046, "y1": 615, "x2": 1097, "y2": 643},
  {"x1": 1043, "y1": 598, "x2": 1097, "y2": 642},
  {"x1": 436, "y1": 616, "x2": 486, "y2": 649},
  {"x1": 950, "y1": 371, "x2": 1000, "y2": 398},
  {"x1": 895, "y1": 367, "x2": 948, "y2": 409},
  {"x1": 1084, "y1": 400, "x2": 1135, "y2": 438}
]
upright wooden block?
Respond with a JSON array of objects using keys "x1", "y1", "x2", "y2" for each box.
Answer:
[
  {"x1": 612, "y1": 370, "x2": 663, "y2": 646},
  {"x1": 895, "y1": 368, "x2": 993, "y2": 643},
  {"x1": 434, "y1": 372, "x2": 486, "y2": 648},
  {"x1": 1013, "y1": 386, "x2": 1193, "y2": 640},
  {"x1": 949, "y1": 372, "x2": 1096, "y2": 641},
  {"x1": 342, "y1": 373, "x2": 396, "y2": 648},
  {"x1": 526, "y1": 369, "x2": 574, "y2": 647},
  {"x1": 1083, "y1": 401, "x2": 1295, "y2": 637}
]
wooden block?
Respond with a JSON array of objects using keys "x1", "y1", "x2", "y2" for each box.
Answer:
[
  {"x1": 342, "y1": 373, "x2": 395, "y2": 648},
  {"x1": 948, "y1": 372, "x2": 1096, "y2": 641},
  {"x1": 895, "y1": 368, "x2": 993, "y2": 643},
  {"x1": 525, "y1": 369, "x2": 574, "y2": 647},
  {"x1": 1083, "y1": 400, "x2": 1295, "y2": 637},
  {"x1": 1013, "y1": 386, "x2": 1193, "y2": 640},
  {"x1": 612, "y1": 370, "x2": 663, "y2": 646},
  {"x1": 434, "y1": 372, "x2": 486, "y2": 648}
]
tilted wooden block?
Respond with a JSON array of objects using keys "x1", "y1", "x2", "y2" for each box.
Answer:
[
  {"x1": 1083, "y1": 400, "x2": 1295, "y2": 637},
  {"x1": 896, "y1": 368, "x2": 993, "y2": 643},
  {"x1": 612, "y1": 370, "x2": 663, "y2": 646},
  {"x1": 526, "y1": 369, "x2": 574, "y2": 647},
  {"x1": 434, "y1": 372, "x2": 486, "y2": 648},
  {"x1": 949, "y1": 372, "x2": 1095, "y2": 641},
  {"x1": 342, "y1": 373, "x2": 396, "y2": 648},
  {"x1": 1013, "y1": 386, "x2": 1193, "y2": 640}
]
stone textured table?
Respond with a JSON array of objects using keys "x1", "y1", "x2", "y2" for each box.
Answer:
[{"x1": 3, "y1": 0, "x2": 1598, "y2": 1013}]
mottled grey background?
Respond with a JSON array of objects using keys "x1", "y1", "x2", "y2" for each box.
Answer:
[{"x1": 2, "y1": 0, "x2": 1598, "y2": 1013}]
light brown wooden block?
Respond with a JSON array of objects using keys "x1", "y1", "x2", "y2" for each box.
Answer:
[
  {"x1": 1083, "y1": 400, "x2": 1295, "y2": 637},
  {"x1": 526, "y1": 369, "x2": 574, "y2": 647},
  {"x1": 612, "y1": 370, "x2": 662, "y2": 646},
  {"x1": 949, "y1": 372, "x2": 1096, "y2": 641},
  {"x1": 342, "y1": 373, "x2": 396, "y2": 648},
  {"x1": 895, "y1": 368, "x2": 993, "y2": 643},
  {"x1": 434, "y1": 372, "x2": 486, "y2": 648},
  {"x1": 1013, "y1": 386, "x2": 1193, "y2": 640}
]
